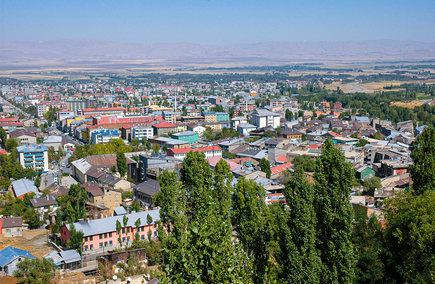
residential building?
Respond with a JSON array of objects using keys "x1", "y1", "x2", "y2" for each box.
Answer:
[
  {"x1": 60, "y1": 210, "x2": 161, "y2": 253},
  {"x1": 231, "y1": 116, "x2": 248, "y2": 130},
  {"x1": 167, "y1": 145, "x2": 222, "y2": 160},
  {"x1": 0, "y1": 217, "x2": 24, "y2": 237},
  {"x1": 131, "y1": 125, "x2": 153, "y2": 141},
  {"x1": 250, "y1": 109, "x2": 281, "y2": 129},
  {"x1": 0, "y1": 122, "x2": 24, "y2": 135},
  {"x1": 237, "y1": 123, "x2": 257, "y2": 136},
  {"x1": 93, "y1": 115, "x2": 154, "y2": 125},
  {"x1": 44, "y1": 250, "x2": 81, "y2": 271},
  {"x1": 81, "y1": 107, "x2": 124, "y2": 116},
  {"x1": 203, "y1": 112, "x2": 217, "y2": 122},
  {"x1": 11, "y1": 179, "x2": 39, "y2": 199},
  {"x1": 152, "y1": 121, "x2": 178, "y2": 136},
  {"x1": 148, "y1": 136, "x2": 190, "y2": 149},
  {"x1": 0, "y1": 247, "x2": 36, "y2": 276},
  {"x1": 67, "y1": 99, "x2": 88, "y2": 114},
  {"x1": 215, "y1": 112, "x2": 230, "y2": 121},
  {"x1": 17, "y1": 144, "x2": 49, "y2": 172},
  {"x1": 133, "y1": 179, "x2": 160, "y2": 208},
  {"x1": 42, "y1": 136, "x2": 63, "y2": 151},
  {"x1": 36, "y1": 103, "x2": 48, "y2": 117},
  {"x1": 8, "y1": 130, "x2": 37, "y2": 145},
  {"x1": 83, "y1": 182, "x2": 122, "y2": 211},
  {"x1": 186, "y1": 124, "x2": 206, "y2": 138},
  {"x1": 138, "y1": 155, "x2": 181, "y2": 182},
  {"x1": 162, "y1": 111, "x2": 176, "y2": 123},
  {"x1": 217, "y1": 138, "x2": 245, "y2": 152},
  {"x1": 171, "y1": 131, "x2": 199, "y2": 144},
  {"x1": 91, "y1": 129, "x2": 120, "y2": 144}
]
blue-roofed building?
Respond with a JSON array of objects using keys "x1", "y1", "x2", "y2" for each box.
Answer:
[
  {"x1": 17, "y1": 144, "x2": 49, "y2": 172},
  {"x1": 0, "y1": 246, "x2": 36, "y2": 276},
  {"x1": 416, "y1": 125, "x2": 429, "y2": 136},
  {"x1": 90, "y1": 129, "x2": 120, "y2": 144}
]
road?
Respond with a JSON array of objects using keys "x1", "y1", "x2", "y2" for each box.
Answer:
[
  {"x1": 0, "y1": 95, "x2": 31, "y2": 117},
  {"x1": 344, "y1": 82, "x2": 374, "y2": 93}
]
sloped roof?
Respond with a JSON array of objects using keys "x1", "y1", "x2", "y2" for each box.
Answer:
[
  {"x1": 0, "y1": 247, "x2": 35, "y2": 267},
  {"x1": 207, "y1": 156, "x2": 243, "y2": 171},
  {"x1": 11, "y1": 179, "x2": 38, "y2": 198},
  {"x1": 133, "y1": 179, "x2": 160, "y2": 196},
  {"x1": 271, "y1": 162, "x2": 293, "y2": 175},
  {"x1": 2, "y1": 217, "x2": 22, "y2": 228},
  {"x1": 66, "y1": 210, "x2": 161, "y2": 237},
  {"x1": 59, "y1": 250, "x2": 81, "y2": 264}
]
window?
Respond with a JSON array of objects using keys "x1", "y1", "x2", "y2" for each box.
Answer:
[
  {"x1": 90, "y1": 236, "x2": 93, "y2": 241},
  {"x1": 84, "y1": 236, "x2": 88, "y2": 242},
  {"x1": 122, "y1": 228, "x2": 125, "y2": 234},
  {"x1": 104, "y1": 241, "x2": 108, "y2": 247},
  {"x1": 84, "y1": 246, "x2": 88, "y2": 251},
  {"x1": 99, "y1": 234, "x2": 103, "y2": 239},
  {"x1": 115, "y1": 194, "x2": 118, "y2": 198},
  {"x1": 100, "y1": 243, "x2": 103, "y2": 248},
  {"x1": 109, "y1": 232, "x2": 112, "y2": 238},
  {"x1": 127, "y1": 228, "x2": 130, "y2": 233},
  {"x1": 6, "y1": 229, "x2": 11, "y2": 233},
  {"x1": 122, "y1": 237, "x2": 126, "y2": 242},
  {"x1": 141, "y1": 227, "x2": 144, "y2": 232},
  {"x1": 127, "y1": 237, "x2": 131, "y2": 242},
  {"x1": 154, "y1": 231, "x2": 158, "y2": 237},
  {"x1": 104, "y1": 233, "x2": 107, "y2": 238},
  {"x1": 141, "y1": 235, "x2": 145, "y2": 240},
  {"x1": 109, "y1": 240, "x2": 113, "y2": 246},
  {"x1": 90, "y1": 244, "x2": 93, "y2": 250}
]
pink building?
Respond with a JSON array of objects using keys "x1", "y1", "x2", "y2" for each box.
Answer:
[
  {"x1": 92, "y1": 115, "x2": 155, "y2": 126},
  {"x1": 60, "y1": 210, "x2": 161, "y2": 253}
]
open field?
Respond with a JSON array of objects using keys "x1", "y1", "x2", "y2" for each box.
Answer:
[
  {"x1": 360, "y1": 80, "x2": 435, "y2": 91},
  {"x1": 390, "y1": 100, "x2": 425, "y2": 109},
  {"x1": 0, "y1": 228, "x2": 52, "y2": 259}
]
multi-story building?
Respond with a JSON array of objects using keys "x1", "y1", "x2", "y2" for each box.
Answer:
[
  {"x1": 166, "y1": 145, "x2": 222, "y2": 160},
  {"x1": 203, "y1": 112, "x2": 217, "y2": 122},
  {"x1": 83, "y1": 182, "x2": 122, "y2": 211},
  {"x1": 17, "y1": 144, "x2": 49, "y2": 172},
  {"x1": 0, "y1": 122, "x2": 24, "y2": 135},
  {"x1": 81, "y1": 107, "x2": 124, "y2": 116},
  {"x1": 9, "y1": 130, "x2": 37, "y2": 145},
  {"x1": 162, "y1": 111, "x2": 176, "y2": 123},
  {"x1": 57, "y1": 110, "x2": 75, "y2": 121},
  {"x1": 131, "y1": 125, "x2": 154, "y2": 141},
  {"x1": 90, "y1": 129, "x2": 120, "y2": 144},
  {"x1": 60, "y1": 210, "x2": 161, "y2": 253},
  {"x1": 67, "y1": 99, "x2": 88, "y2": 115},
  {"x1": 152, "y1": 121, "x2": 178, "y2": 136},
  {"x1": 36, "y1": 103, "x2": 48, "y2": 117},
  {"x1": 171, "y1": 131, "x2": 199, "y2": 144},
  {"x1": 250, "y1": 109, "x2": 281, "y2": 129},
  {"x1": 215, "y1": 112, "x2": 230, "y2": 121},
  {"x1": 92, "y1": 115, "x2": 154, "y2": 126}
]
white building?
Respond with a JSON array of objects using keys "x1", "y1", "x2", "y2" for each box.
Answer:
[
  {"x1": 237, "y1": 123, "x2": 257, "y2": 136},
  {"x1": 36, "y1": 103, "x2": 48, "y2": 117},
  {"x1": 249, "y1": 109, "x2": 281, "y2": 129},
  {"x1": 131, "y1": 125, "x2": 154, "y2": 141},
  {"x1": 187, "y1": 125, "x2": 206, "y2": 138},
  {"x1": 17, "y1": 144, "x2": 49, "y2": 172},
  {"x1": 167, "y1": 145, "x2": 222, "y2": 160}
]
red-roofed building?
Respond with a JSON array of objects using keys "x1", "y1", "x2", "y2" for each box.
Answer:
[
  {"x1": 93, "y1": 115, "x2": 154, "y2": 126},
  {"x1": 0, "y1": 118, "x2": 19, "y2": 124},
  {"x1": 0, "y1": 149, "x2": 7, "y2": 155},
  {"x1": 275, "y1": 155, "x2": 288, "y2": 164},
  {"x1": 81, "y1": 107, "x2": 125, "y2": 116},
  {"x1": 167, "y1": 146, "x2": 222, "y2": 160},
  {"x1": 229, "y1": 157, "x2": 259, "y2": 167},
  {"x1": 266, "y1": 193, "x2": 286, "y2": 204},
  {"x1": 152, "y1": 121, "x2": 178, "y2": 136},
  {"x1": 207, "y1": 156, "x2": 243, "y2": 171},
  {"x1": 270, "y1": 162, "x2": 293, "y2": 179}
]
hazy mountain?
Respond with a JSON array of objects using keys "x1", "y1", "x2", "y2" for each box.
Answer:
[{"x1": 0, "y1": 40, "x2": 434, "y2": 70}]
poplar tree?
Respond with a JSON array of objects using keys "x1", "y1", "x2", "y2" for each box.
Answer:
[
  {"x1": 232, "y1": 177, "x2": 271, "y2": 283},
  {"x1": 409, "y1": 127, "x2": 435, "y2": 195},
  {"x1": 313, "y1": 138, "x2": 356, "y2": 284},
  {"x1": 116, "y1": 151, "x2": 127, "y2": 177},
  {"x1": 155, "y1": 151, "x2": 249, "y2": 283},
  {"x1": 278, "y1": 167, "x2": 321, "y2": 283}
]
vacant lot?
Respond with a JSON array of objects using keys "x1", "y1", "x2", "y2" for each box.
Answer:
[{"x1": 0, "y1": 228, "x2": 52, "y2": 259}]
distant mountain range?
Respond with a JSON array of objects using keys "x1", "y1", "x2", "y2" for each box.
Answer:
[{"x1": 0, "y1": 40, "x2": 434, "y2": 70}]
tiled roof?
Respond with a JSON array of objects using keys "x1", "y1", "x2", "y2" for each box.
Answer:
[
  {"x1": 152, "y1": 121, "x2": 178, "y2": 128},
  {"x1": 271, "y1": 162, "x2": 293, "y2": 175},
  {"x1": 2, "y1": 217, "x2": 23, "y2": 228},
  {"x1": 207, "y1": 156, "x2": 243, "y2": 171}
]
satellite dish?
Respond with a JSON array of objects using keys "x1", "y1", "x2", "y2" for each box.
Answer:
[{"x1": 113, "y1": 275, "x2": 118, "y2": 280}]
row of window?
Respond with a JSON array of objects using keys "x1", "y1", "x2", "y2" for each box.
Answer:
[{"x1": 83, "y1": 232, "x2": 159, "y2": 251}]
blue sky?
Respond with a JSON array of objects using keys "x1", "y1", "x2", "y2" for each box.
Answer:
[{"x1": 1, "y1": 0, "x2": 434, "y2": 44}]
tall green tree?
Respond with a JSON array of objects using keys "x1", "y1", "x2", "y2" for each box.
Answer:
[
  {"x1": 0, "y1": 127, "x2": 7, "y2": 146},
  {"x1": 5, "y1": 138, "x2": 18, "y2": 152},
  {"x1": 291, "y1": 154, "x2": 316, "y2": 172},
  {"x1": 409, "y1": 127, "x2": 435, "y2": 195},
  {"x1": 353, "y1": 208, "x2": 384, "y2": 283},
  {"x1": 68, "y1": 224, "x2": 84, "y2": 253},
  {"x1": 259, "y1": 158, "x2": 271, "y2": 179},
  {"x1": 116, "y1": 151, "x2": 127, "y2": 177},
  {"x1": 155, "y1": 151, "x2": 249, "y2": 283},
  {"x1": 278, "y1": 167, "x2": 321, "y2": 283},
  {"x1": 232, "y1": 177, "x2": 271, "y2": 283},
  {"x1": 13, "y1": 258, "x2": 56, "y2": 284},
  {"x1": 313, "y1": 138, "x2": 356, "y2": 284},
  {"x1": 383, "y1": 191, "x2": 435, "y2": 283}
]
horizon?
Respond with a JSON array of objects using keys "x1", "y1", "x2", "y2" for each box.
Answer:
[{"x1": 1, "y1": 0, "x2": 434, "y2": 44}]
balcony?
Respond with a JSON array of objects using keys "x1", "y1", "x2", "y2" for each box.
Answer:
[{"x1": 35, "y1": 158, "x2": 44, "y2": 161}]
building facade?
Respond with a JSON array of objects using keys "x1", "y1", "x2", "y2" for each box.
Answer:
[{"x1": 17, "y1": 144, "x2": 49, "y2": 172}]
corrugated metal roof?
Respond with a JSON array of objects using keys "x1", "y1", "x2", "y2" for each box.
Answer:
[
  {"x1": 11, "y1": 179, "x2": 38, "y2": 198},
  {"x1": 66, "y1": 209, "x2": 161, "y2": 237},
  {"x1": 0, "y1": 247, "x2": 35, "y2": 267},
  {"x1": 59, "y1": 250, "x2": 81, "y2": 263}
]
